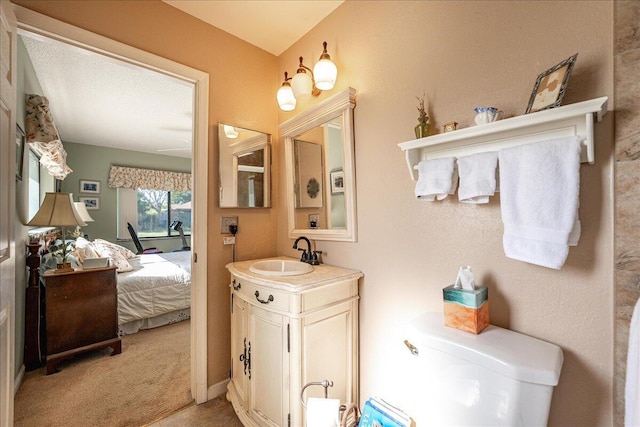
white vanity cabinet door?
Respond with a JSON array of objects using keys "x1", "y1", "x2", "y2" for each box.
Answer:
[
  {"x1": 249, "y1": 304, "x2": 289, "y2": 427},
  {"x1": 293, "y1": 300, "x2": 359, "y2": 426},
  {"x1": 230, "y1": 292, "x2": 249, "y2": 411}
]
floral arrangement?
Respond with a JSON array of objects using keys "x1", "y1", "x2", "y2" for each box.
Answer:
[
  {"x1": 416, "y1": 94, "x2": 429, "y2": 123},
  {"x1": 44, "y1": 230, "x2": 75, "y2": 264}
]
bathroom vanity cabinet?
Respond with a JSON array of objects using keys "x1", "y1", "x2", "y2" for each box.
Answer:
[{"x1": 226, "y1": 257, "x2": 362, "y2": 427}]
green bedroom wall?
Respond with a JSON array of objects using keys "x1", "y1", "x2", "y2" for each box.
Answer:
[{"x1": 59, "y1": 142, "x2": 191, "y2": 254}]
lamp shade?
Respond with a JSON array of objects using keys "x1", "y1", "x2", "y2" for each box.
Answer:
[
  {"x1": 277, "y1": 83, "x2": 297, "y2": 111},
  {"x1": 223, "y1": 125, "x2": 238, "y2": 139},
  {"x1": 27, "y1": 192, "x2": 86, "y2": 227},
  {"x1": 73, "y1": 201, "x2": 94, "y2": 223},
  {"x1": 291, "y1": 71, "x2": 313, "y2": 98},
  {"x1": 313, "y1": 58, "x2": 338, "y2": 91}
]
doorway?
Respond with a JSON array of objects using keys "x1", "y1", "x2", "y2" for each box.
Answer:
[{"x1": 14, "y1": 4, "x2": 209, "y2": 404}]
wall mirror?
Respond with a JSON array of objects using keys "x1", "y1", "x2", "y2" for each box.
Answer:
[
  {"x1": 218, "y1": 123, "x2": 271, "y2": 208},
  {"x1": 281, "y1": 87, "x2": 357, "y2": 241}
]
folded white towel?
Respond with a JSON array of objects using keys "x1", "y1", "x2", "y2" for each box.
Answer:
[
  {"x1": 457, "y1": 151, "x2": 498, "y2": 204},
  {"x1": 626, "y1": 297, "x2": 640, "y2": 426},
  {"x1": 499, "y1": 136, "x2": 581, "y2": 269},
  {"x1": 415, "y1": 158, "x2": 458, "y2": 201}
]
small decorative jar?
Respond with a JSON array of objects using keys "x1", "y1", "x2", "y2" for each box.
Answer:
[
  {"x1": 414, "y1": 118, "x2": 430, "y2": 139},
  {"x1": 414, "y1": 94, "x2": 430, "y2": 139}
]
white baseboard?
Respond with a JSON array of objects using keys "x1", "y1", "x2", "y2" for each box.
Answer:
[
  {"x1": 14, "y1": 365, "x2": 25, "y2": 396},
  {"x1": 207, "y1": 378, "x2": 230, "y2": 400}
]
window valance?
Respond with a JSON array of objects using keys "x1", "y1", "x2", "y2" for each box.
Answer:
[
  {"x1": 25, "y1": 94, "x2": 72, "y2": 180},
  {"x1": 108, "y1": 166, "x2": 191, "y2": 192}
]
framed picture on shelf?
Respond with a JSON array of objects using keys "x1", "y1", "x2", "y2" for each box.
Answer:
[
  {"x1": 330, "y1": 169, "x2": 344, "y2": 195},
  {"x1": 525, "y1": 53, "x2": 577, "y2": 114},
  {"x1": 80, "y1": 197, "x2": 100, "y2": 210},
  {"x1": 15, "y1": 124, "x2": 25, "y2": 181},
  {"x1": 80, "y1": 179, "x2": 100, "y2": 194}
]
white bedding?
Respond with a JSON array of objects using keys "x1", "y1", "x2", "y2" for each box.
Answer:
[{"x1": 117, "y1": 251, "x2": 191, "y2": 326}]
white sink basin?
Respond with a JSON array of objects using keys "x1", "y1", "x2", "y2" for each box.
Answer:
[{"x1": 249, "y1": 260, "x2": 313, "y2": 276}]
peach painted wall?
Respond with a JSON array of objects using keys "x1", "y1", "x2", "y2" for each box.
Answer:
[
  {"x1": 276, "y1": 2, "x2": 614, "y2": 426},
  {"x1": 11, "y1": 0, "x2": 280, "y2": 390}
]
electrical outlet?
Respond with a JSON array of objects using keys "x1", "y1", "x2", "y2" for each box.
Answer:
[
  {"x1": 309, "y1": 214, "x2": 319, "y2": 228},
  {"x1": 221, "y1": 216, "x2": 238, "y2": 234}
]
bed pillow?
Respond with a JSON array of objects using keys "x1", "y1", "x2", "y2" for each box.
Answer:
[
  {"x1": 93, "y1": 238, "x2": 136, "y2": 259},
  {"x1": 72, "y1": 237, "x2": 99, "y2": 265},
  {"x1": 93, "y1": 241, "x2": 134, "y2": 273}
]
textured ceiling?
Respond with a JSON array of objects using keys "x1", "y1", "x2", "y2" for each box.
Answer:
[
  {"x1": 21, "y1": 32, "x2": 194, "y2": 158},
  {"x1": 19, "y1": 1, "x2": 343, "y2": 159}
]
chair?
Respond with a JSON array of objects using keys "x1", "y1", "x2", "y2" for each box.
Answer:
[{"x1": 127, "y1": 222, "x2": 163, "y2": 255}]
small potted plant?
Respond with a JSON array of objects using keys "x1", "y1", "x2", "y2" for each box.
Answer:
[
  {"x1": 46, "y1": 231, "x2": 75, "y2": 272},
  {"x1": 415, "y1": 94, "x2": 430, "y2": 139}
]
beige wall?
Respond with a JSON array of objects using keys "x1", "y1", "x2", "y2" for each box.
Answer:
[
  {"x1": 276, "y1": 2, "x2": 614, "y2": 426},
  {"x1": 12, "y1": 0, "x2": 280, "y2": 389},
  {"x1": 12, "y1": 1, "x2": 617, "y2": 425}
]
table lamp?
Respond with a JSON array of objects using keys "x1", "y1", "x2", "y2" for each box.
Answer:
[
  {"x1": 73, "y1": 201, "x2": 94, "y2": 237},
  {"x1": 27, "y1": 192, "x2": 86, "y2": 273}
]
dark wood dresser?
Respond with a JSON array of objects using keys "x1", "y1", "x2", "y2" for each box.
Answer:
[{"x1": 43, "y1": 266, "x2": 121, "y2": 374}]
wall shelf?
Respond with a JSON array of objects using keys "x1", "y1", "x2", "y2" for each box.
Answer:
[{"x1": 398, "y1": 97, "x2": 608, "y2": 181}]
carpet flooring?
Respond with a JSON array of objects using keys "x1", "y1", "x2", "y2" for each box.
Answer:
[{"x1": 14, "y1": 319, "x2": 192, "y2": 427}]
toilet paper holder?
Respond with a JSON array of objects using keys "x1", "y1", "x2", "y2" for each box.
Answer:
[
  {"x1": 301, "y1": 379, "x2": 360, "y2": 427},
  {"x1": 300, "y1": 379, "x2": 337, "y2": 409}
]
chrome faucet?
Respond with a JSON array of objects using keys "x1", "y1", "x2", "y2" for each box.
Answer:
[{"x1": 293, "y1": 236, "x2": 322, "y2": 265}]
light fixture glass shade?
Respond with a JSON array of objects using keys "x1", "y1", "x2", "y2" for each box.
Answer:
[
  {"x1": 291, "y1": 71, "x2": 313, "y2": 98},
  {"x1": 27, "y1": 192, "x2": 86, "y2": 227},
  {"x1": 277, "y1": 83, "x2": 297, "y2": 111},
  {"x1": 73, "y1": 201, "x2": 94, "y2": 223},
  {"x1": 223, "y1": 124, "x2": 238, "y2": 139},
  {"x1": 313, "y1": 58, "x2": 338, "y2": 91}
]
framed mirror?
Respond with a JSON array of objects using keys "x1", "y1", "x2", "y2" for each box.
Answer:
[
  {"x1": 281, "y1": 87, "x2": 357, "y2": 241},
  {"x1": 218, "y1": 123, "x2": 271, "y2": 208}
]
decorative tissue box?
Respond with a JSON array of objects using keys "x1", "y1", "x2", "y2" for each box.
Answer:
[{"x1": 443, "y1": 284, "x2": 489, "y2": 334}]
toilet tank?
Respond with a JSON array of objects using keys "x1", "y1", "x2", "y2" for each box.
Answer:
[{"x1": 399, "y1": 312, "x2": 563, "y2": 426}]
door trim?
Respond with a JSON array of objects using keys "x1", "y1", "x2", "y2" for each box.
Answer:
[{"x1": 13, "y1": 4, "x2": 209, "y2": 403}]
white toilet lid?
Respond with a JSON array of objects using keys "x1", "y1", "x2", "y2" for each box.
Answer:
[{"x1": 406, "y1": 312, "x2": 564, "y2": 386}]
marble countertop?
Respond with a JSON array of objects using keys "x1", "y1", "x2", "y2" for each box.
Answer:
[{"x1": 226, "y1": 256, "x2": 363, "y2": 292}]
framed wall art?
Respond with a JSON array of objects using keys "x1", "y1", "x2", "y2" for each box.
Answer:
[
  {"x1": 80, "y1": 197, "x2": 100, "y2": 210},
  {"x1": 80, "y1": 179, "x2": 100, "y2": 194},
  {"x1": 330, "y1": 169, "x2": 344, "y2": 195},
  {"x1": 525, "y1": 53, "x2": 578, "y2": 114}
]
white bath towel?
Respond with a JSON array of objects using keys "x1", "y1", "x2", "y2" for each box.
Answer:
[
  {"x1": 415, "y1": 158, "x2": 458, "y2": 201},
  {"x1": 499, "y1": 136, "x2": 581, "y2": 269},
  {"x1": 626, "y1": 297, "x2": 640, "y2": 427},
  {"x1": 457, "y1": 151, "x2": 498, "y2": 204}
]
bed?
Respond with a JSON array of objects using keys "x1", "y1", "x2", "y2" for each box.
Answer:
[
  {"x1": 64, "y1": 237, "x2": 191, "y2": 336},
  {"x1": 116, "y1": 251, "x2": 191, "y2": 335}
]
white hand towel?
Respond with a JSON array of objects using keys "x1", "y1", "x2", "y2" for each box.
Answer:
[
  {"x1": 457, "y1": 151, "x2": 498, "y2": 204},
  {"x1": 626, "y1": 297, "x2": 640, "y2": 427},
  {"x1": 414, "y1": 158, "x2": 458, "y2": 201},
  {"x1": 499, "y1": 136, "x2": 581, "y2": 269},
  {"x1": 306, "y1": 397, "x2": 341, "y2": 427}
]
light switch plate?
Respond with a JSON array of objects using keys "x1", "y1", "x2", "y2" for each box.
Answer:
[{"x1": 221, "y1": 216, "x2": 238, "y2": 234}]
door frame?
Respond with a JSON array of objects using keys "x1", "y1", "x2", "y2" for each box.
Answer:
[{"x1": 13, "y1": 5, "x2": 210, "y2": 403}]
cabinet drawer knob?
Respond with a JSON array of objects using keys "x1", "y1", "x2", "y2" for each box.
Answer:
[
  {"x1": 232, "y1": 279, "x2": 241, "y2": 291},
  {"x1": 254, "y1": 290, "x2": 274, "y2": 304}
]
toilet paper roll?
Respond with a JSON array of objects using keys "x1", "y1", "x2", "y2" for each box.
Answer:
[{"x1": 306, "y1": 397, "x2": 341, "y2": 427}]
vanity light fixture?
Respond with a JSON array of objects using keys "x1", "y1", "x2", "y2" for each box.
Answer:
[
  {"x1": 277, "y1": 41, "x2": 338, "y2": 112},
  {"x1": 223, "y1": 124, "x2": 239, "y2": 139}
]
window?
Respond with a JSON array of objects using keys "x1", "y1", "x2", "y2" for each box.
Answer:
[
  {"x1": 117, "y1": 188, "x2": 191, "y2": 239},
  {"x1": 27, "y1": 149, "x2": 41, "y2": 221}
]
